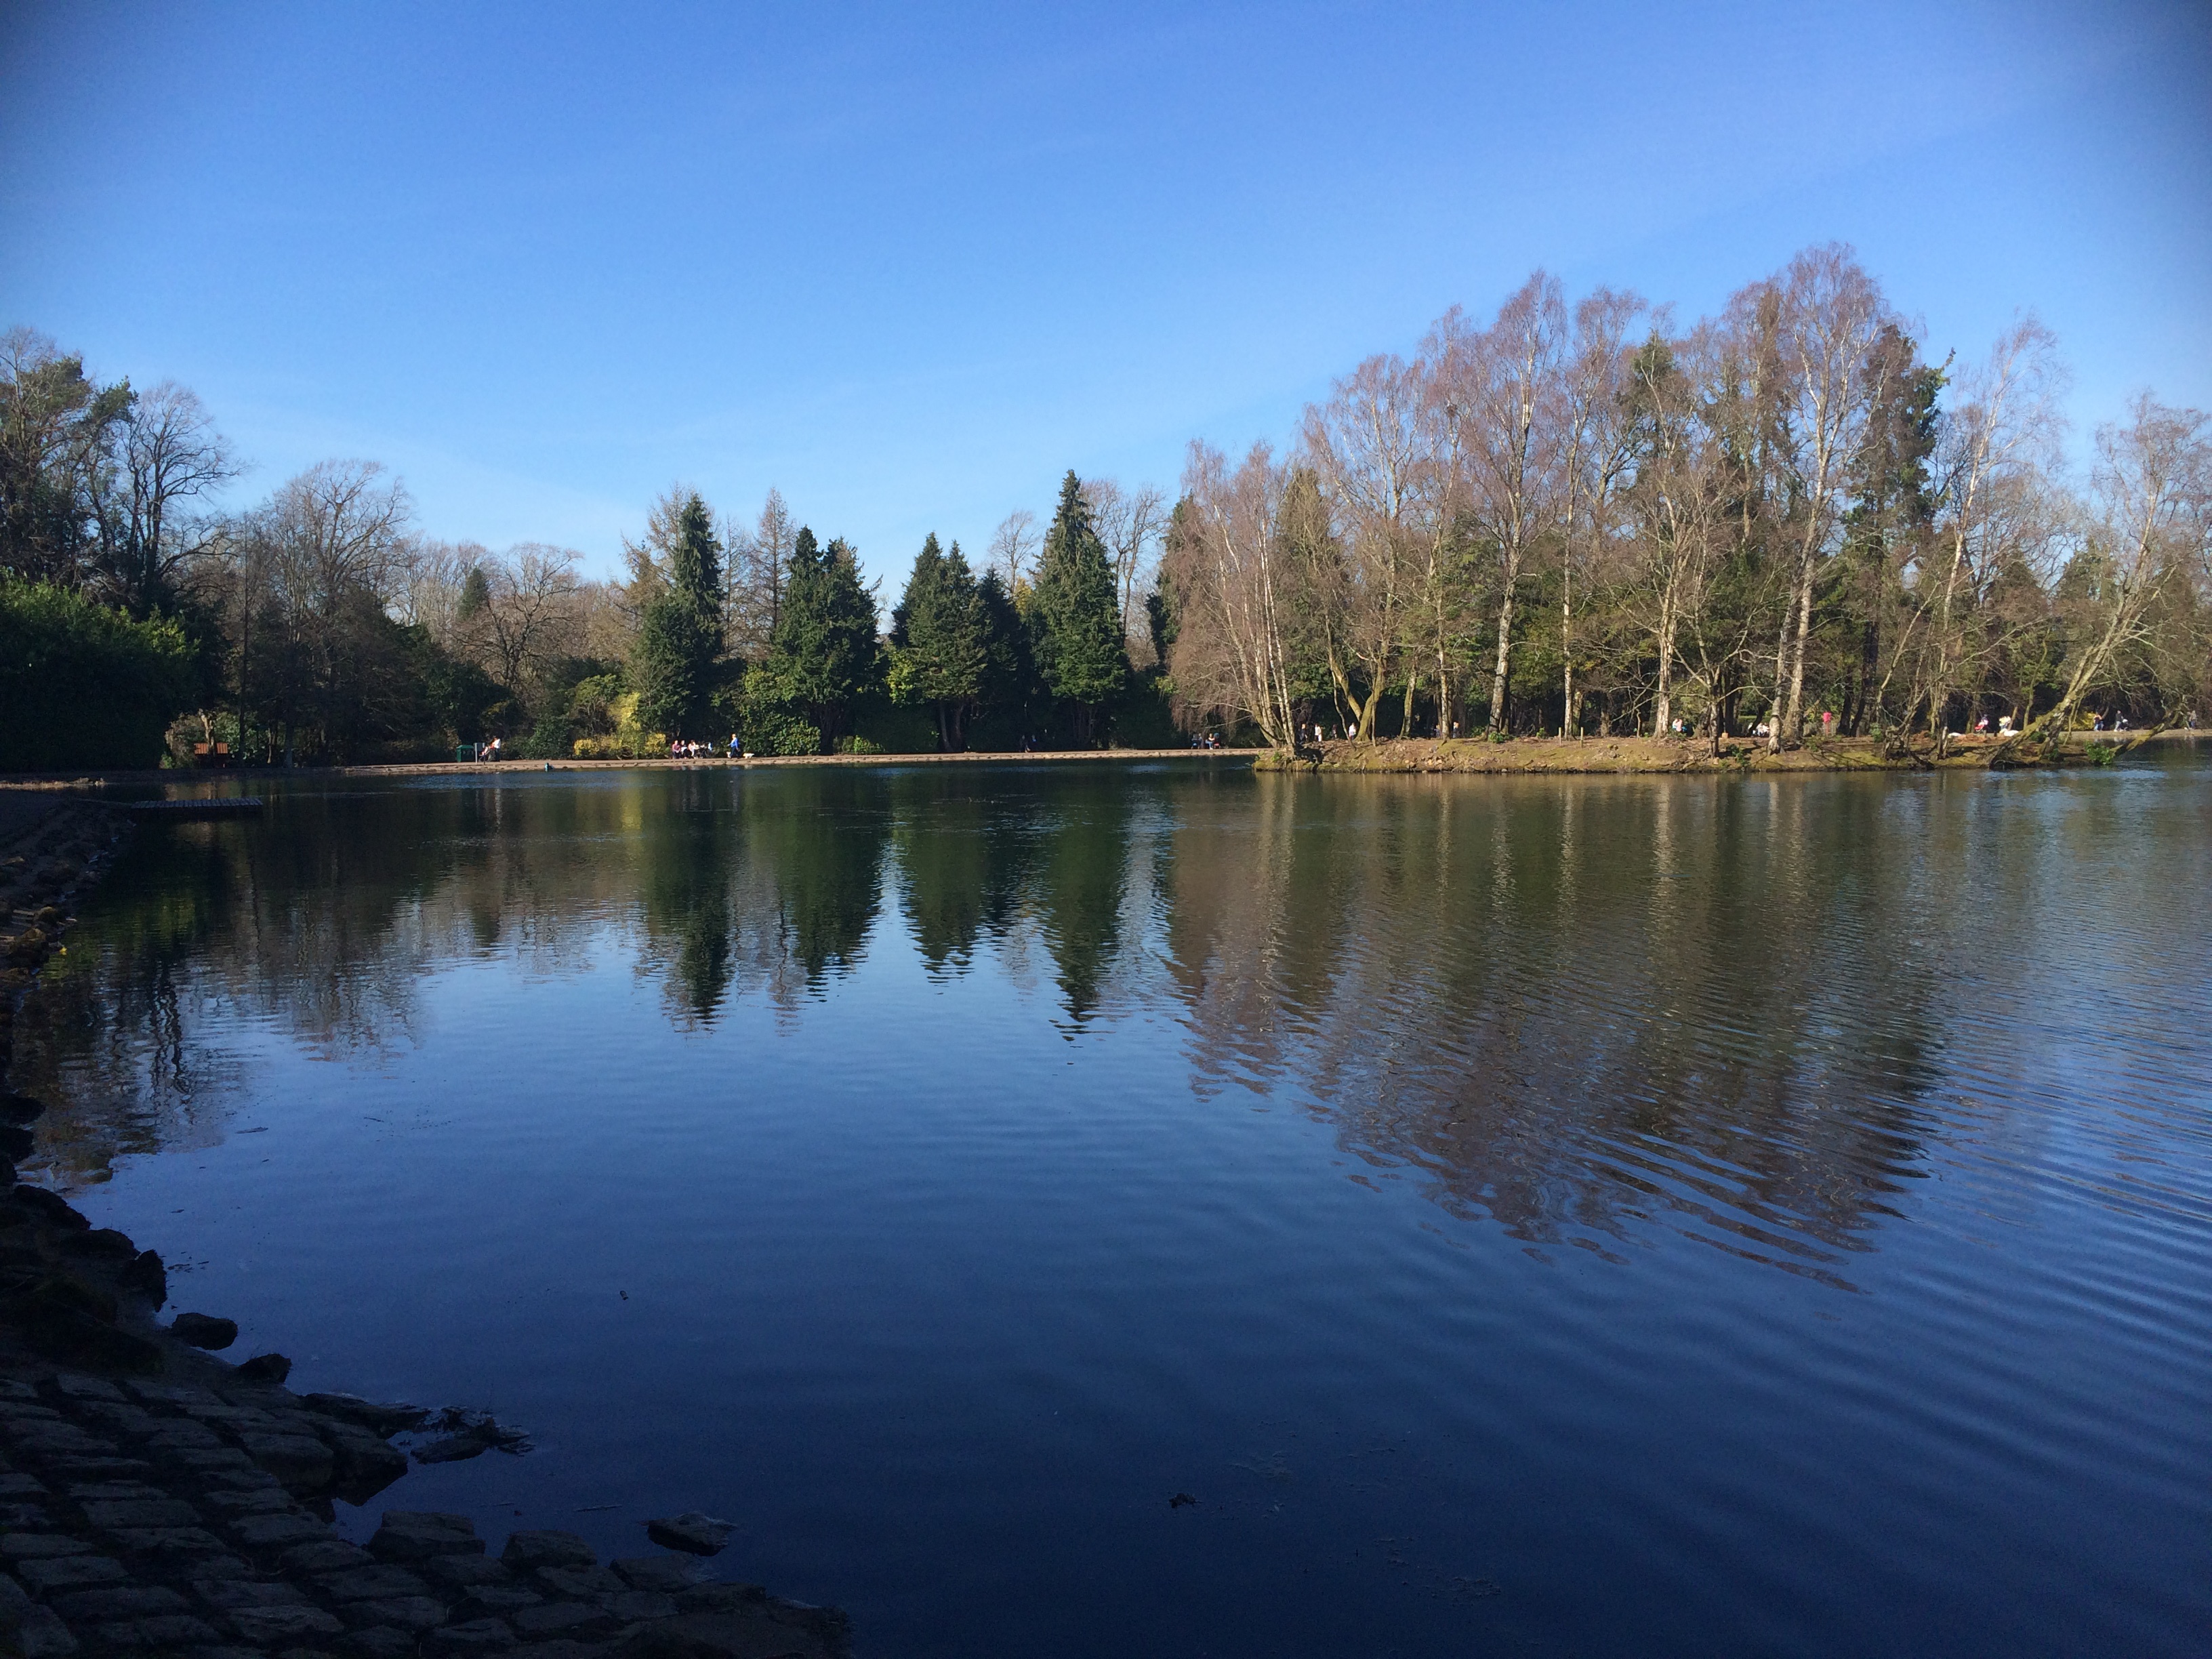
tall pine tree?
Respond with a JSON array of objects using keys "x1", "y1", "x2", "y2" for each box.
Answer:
[
  {"x1": 632, "y1": 492, "x2": 724, "y2": 739},
  {"x1": 761, "y1": 527, "x2": 880, "y2": 751},
  {"x1": 1031, "y1": 471, "x2": 1125, "y2": 744},
  {"x1": 891, "y1": 533, "x2": 988, "y2": 750},
  {"x1": 968, "y1": 569, "x2": 1037, "y2": 749},
  {"x1": 667, "y1": 493, "x2": 724, "y2": 624}
]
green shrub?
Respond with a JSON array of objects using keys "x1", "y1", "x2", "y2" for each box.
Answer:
[
  {"x1": 515, "y1": 715, "x2": 572, "y2": 760},
  {"x1": 568, "y1": 673, "x2": 623, "y2": 737},
  {"x1": 746, "y1": 708, "x2": 820, "y2": 756},
  {"x1": 0, "y1": 579, "x2": 198, "y2": 771}
]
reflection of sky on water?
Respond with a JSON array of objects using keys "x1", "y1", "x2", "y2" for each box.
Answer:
[{"x1": 7, "y1": 759, "x2": 2210, "y2": 1658}]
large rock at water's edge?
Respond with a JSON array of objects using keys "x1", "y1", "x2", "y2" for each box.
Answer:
[
  {"x1": 8, "y1": 1288, "x2": 163, "y2": 1374},
  {"x1": 325, "y1": 1423, "x2": 410, "y2": 1504},
  {"x1": 7, "y1": 1187, "x2": 83, "y2": 1230},
  {"x1": 369, "y1": 1511, "x2": 485, "y2": 1563},
  {"x1": 645, "y1": 1512, "x2": 736, "y2": 1556},
  {"x1": 169, "y1": 1312, "x2": 237, "y2": 1350},
  {"x1": 123, "y1": 1248, "x2": 165, "y2": 1306},
  {"x1": 501, "y1": 1528, "x2": 598, "y2": 1569},
  {"x1": 302, "y1": 1391, "x2": 431, "y2": 1434},
  {"x1": 414, "y1": 1432, "x2": 492, "y2": 1465},
  {"x1": 241, "y1": 1430, "x2": 335, "y2": 1491},
  {"x1": 613, "y1": 1557, "x2": 712, "y2": 1593},
  {"x1": 236, "y1": 1351, "x2": 291, "y2": 1382}
]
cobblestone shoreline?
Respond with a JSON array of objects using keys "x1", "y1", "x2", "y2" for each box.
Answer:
[
  {"x1": 0, "y1": 799, "x2": 851, "y2": 1658},
  {"x1": 0, "y1": 1332, "x2": 848, "y2": 1657}
]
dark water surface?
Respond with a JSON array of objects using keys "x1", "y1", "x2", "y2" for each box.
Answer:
[{"x1": 12, "y1": 757, "x2": 2211, "y2": 1656}]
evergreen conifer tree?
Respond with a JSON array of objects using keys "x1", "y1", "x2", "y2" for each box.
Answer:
[
  {"x1": 890, "y1": 533, "x2": 988, "y2": 750},
  {"x1": 969, "y1": 569, "x2": 1036, "y2": 748},
  {"x1": 457, "y1": 565, "x2": 491, "y2": 620},
  {"x1": 631, "y1": 491, "x2": 725, "y2": 739},
  {"x1": 762, "y1": 527, "x2": 880, "y2": 750},
  {"x1": 667, "y1": 492, "x2": 725, "y2": 634},
  {"x1": 1031, "y1": 471, "x2": 1126, "y2": 743}
]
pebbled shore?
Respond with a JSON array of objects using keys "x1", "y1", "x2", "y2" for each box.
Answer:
[
  {"x1": 0, "y1": 1296, "x2": 851, "y2": 1658},
  {"x1": 0, "y1": 801, "x2": 851, "y2": 1658}
]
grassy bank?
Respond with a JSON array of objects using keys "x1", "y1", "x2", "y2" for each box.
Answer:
[{"x1": 1255, "y1": 731, "x2": 2198, "y2": 775}]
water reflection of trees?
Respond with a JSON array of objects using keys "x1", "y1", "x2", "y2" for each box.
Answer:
[
  {"x1": 16, "y1": 777, "x2": 892, "y2": 1176},
  {"x1": 14, "y1": 769, "x2": 1162, "y2": 1178},
  {"x1": 635, "y1": 770, "x2": 895, "y2": 1019},
  {"x1": 1163, "y1": 775, "x2": 1946, "y2": 1282},
  {"x1": 890, "y1": 767, "x2": 1177, "y2": 1029},
  {"x1": 892, "y1": 776, "x2": 1025, "y2": 977},
  {"x1": 1020, "y1": 775, "x2": 1140, "y2": 1024},
  {"x1": 16, "y1": 769, "x2": 1954, "y2": 1274}
]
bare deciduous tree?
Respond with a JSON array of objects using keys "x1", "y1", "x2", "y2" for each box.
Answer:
[
  {"x1": 1759, "y1": 245, "x2": 1896, "y2": 749},
  {"x1": 988, "y1": 508, "x2": 1040, "y2": 595},
  {"x1": 1623, "y1": 327, "x2": 1732, "y2": 737},
  {"x1": 1082, "y1": 478, "x2": 1168, "y2": 659},
  {"x1": 396, "y1": 539, "x2": 487, "y2": 644},
  {"x1": 1916, "y1": 317, "x2": 2066, "y2": 752},
  {"x1": 247, "y1": 459, "x2": 415, "y2": 764},
  {"x1": 727, "y1": 487, "x2": 794, "y2": 661},
  {"x1": 1170, "y1": 442, "x2": 1298, "y2": 749},
  {"x1": 1557, "y1": 290, "x2": 1645, "y2": 733},
  {"x1": 1446, "y1": 272, "x2": 1568, "y2": 731},
  {"x1": 85, "y1": 381, "x2": 239, "y2": 612},
  {"x1": 481, "y1": 544, "x2": 585, "y2": 693},
  {"x1": 1301, "y1": 352, "x2": 1431, "y2": 738},
  {"x1": 2040, "y1": 395, "x2": 2209, "y2": 733}
]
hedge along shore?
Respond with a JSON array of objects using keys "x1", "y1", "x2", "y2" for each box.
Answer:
[
  {"x1": 1251, "y1": 729, "x2": 2200, "y2": 775},
  {"x1": 0, "y1": 798, "x2": 850, "y2": 1658}
]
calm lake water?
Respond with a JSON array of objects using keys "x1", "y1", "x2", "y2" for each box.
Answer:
[{"x1": 12, "y1": 756, "x2": 2211, "y2": 1656}]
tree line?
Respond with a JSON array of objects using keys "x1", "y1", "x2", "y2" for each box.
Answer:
[
  {"x1": 544, "y1": 467, "x2": 1172, "y2": 760},
  {"x1": 1160, "y1": 244, "x2": 2211, "y2": 752},
  {"x1": 1, "y1": 323, "x2": 1177, "y2": 767},
  {"x1": 11, "y1": 243, "x2": 2205, "y2": 771}
]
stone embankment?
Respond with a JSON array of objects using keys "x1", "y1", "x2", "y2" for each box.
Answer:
[{"x1": 0, "y1": 800, "x2": 851, "y2": 1658}]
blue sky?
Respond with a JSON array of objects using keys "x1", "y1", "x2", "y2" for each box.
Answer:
[{"x1": 3, "y1": 1, "x2": 2207, "y2": 590}]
